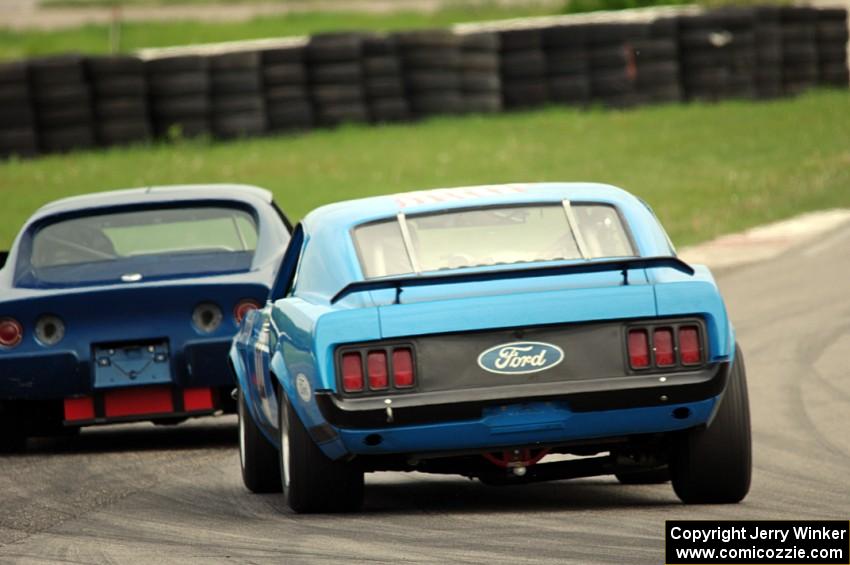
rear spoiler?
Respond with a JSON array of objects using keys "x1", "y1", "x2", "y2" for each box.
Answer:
[{"x1": 331, "y1": 256, "x2": 695, "y2": 304}]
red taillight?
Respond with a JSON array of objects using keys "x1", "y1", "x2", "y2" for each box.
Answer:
[
  {"x1": 627, "y1": 329, "x2": 650, "y2": 369},
  {"x1": 653, "y1": 328, "x2": 675, "y2": 366},
  {"x1": 392, "y1": 348, "x2": 415, "y2": 387},
  {"x1": 367, "y1": 351, "x2": 388, "y2": 390},
  {"x1": 679, "y1": 326, "x2": 701, "y2": 365},
  {"x1": 341, "y1": 352, "x2": 364, "y2": 392},
  {"x1": 0, "y1": 318, "x2": 23, "y2": 348},
  {"x1": 234, "y1": 299, "x2": 261, "y2": 324}
]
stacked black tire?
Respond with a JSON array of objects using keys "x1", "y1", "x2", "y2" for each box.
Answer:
[
  {"x1": 779, "y1": 7, "x2": 819, "y2": 96},
  {"x1": 459, "y1": 32, "x2": 502, "y2": 114},
  {"x1": 362, "y1": 35, "x2": 410, "y2": 122},
  {"x1": 679, "y1": 9, "x2": 757, "y2": 101},
  {"x1": 261, "y1": 45, "x2": 313, "y2": 132},
  {"x1": 395, "y1": 30, "x2": 464, "y2": 117},
  {"x1": 543, "y1": 24, "x2": 590, "y2": 107},
  {"x1": 499, "y1": 28, "x2": 548, "y2": 109},
  {"x1": 87, "y1": 55, "x2": 151, "y2": 146},
  {"x1": 632, "y1": 18, "x2": 682, "y2": 104},
  {"x1": 816, "y1": 8, "x2": 849, "y2": 87},
  {"x1": 307, "y1": 34, "x2": 368, "y2": 126},
  {"x1": 753, "y1": 6, "x2": 784, "y2": 99},
  {"x1": 210, "y1": 51, "x2": 267, "y2": 139},
  {"x1": 586, "y1": 23, "x2": 651, "y2": 107},
  {"x1": 146, "y1": 55, "x2": 210, "y2": 138},
  {"x1": 30, "y1": 56, "x2": 96, "y2": 152},
  {"x1": 0, "y1": 61, "x2": 37, "y2": 158}
]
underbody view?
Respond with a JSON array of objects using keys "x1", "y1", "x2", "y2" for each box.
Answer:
[{"x1": 230, "y1": 182, "x2": 752, "y2": 513}]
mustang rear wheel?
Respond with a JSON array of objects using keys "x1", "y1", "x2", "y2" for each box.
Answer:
[
  {"x1": 279, "y1": 393, "x2": 363, "y2": 513},
  {"x1": 671, "y1": 346, "x2": 752, "y2": 504},
  {"x1": 238, "y1": 390, "x2": 282, "y2": 493}
]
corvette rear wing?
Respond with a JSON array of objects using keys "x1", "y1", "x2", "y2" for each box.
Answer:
[{"x1": 330, "y1": 256, "x2": 695, "y2": 305}]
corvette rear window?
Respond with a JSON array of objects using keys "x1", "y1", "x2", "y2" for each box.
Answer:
[
  {"x1": 21, "y1": 206, "x2": 258, "y2": 285},
  {"x1": 353, "y1": 203, "x2": 635, "y2": 279}
]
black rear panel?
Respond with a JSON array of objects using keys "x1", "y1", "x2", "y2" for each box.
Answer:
[{"x1": 336, "y1": 317, "x2": 707, "y2": 397}]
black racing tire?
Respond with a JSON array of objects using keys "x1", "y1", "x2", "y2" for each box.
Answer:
[
  {"x1": 363, "y1": 56, "x2": 401, "y2": 76},
  {"x1": 92, "y1": 75, "x2": 147, "y2": 97},
  {"x1": 211, "y1": 70, "x2": 262, "y2": 95},
  {"x1": 410, "y1": 92, "x2": 464, "y2": 116},
  {"x1": 96, "y1": 120, "x2": 151, "y2": 145},
  {"x1": 86, "y1": 55, "x2": 144, "y2": 76},
  {"x1": 548, "y1": 75, "x2": 590, "y2": 103},
  {"x1": 95, "y1": 97, "x2": 149, "y2": 120},
  {"x1": 213, "y1": 111, "x2": 267, "y2": 138},
  {"x1": 0, "y1": 60, "x2": 28, "y2": 83},
  {"x1": 405, "y1": 70, "x2": 460, "y2": 91},
  {"x1": 461, "y1": 72, "x2": 500, "y2": 93},
  {"x1": 0, "y1": 104, "x2": 35, "y2": 127},
  {"x1": 145, "y1": 55, "x2": 208, "y2": 74},
  {"x1": 400, "y1": 49, "x2": 461, "y2": 70},
  {"x1": 671, "y1": 346, "x2": 751, "y2": 504},
  {"x1": 265, "y1": 85, "x2": 309, "y2": 102},
  {"x1": 279, "y1": 393, "x2": 363, "y2": 513},
  {"x1": 498, "y1": 28, "x2": 542, "y2": 51},
  {"x1": 632, "y1": 38, "x2": 678, "y2": 62},
  {"x1": 29, "y1": 55, "x2": 85, "y2": 85},
  {"x1": 267, "y1": 102, "x2": 314, "y2": 129},
  {"x1": 309, "y1": 62, "x2": 363, "y2": 85},
  {"x1": 151, "y1": 94, "x2": 210, "y2": 120},
  {"x1": 263, "y1": 63, "x2": 307, "y2": 86},
  {"x1": 149, "y1": 72, "x2": 210, "y2": 96},
  {"x1": 0, "y1": 83, "x2": 30, "y2": 104},
  {"x1": 542, "y1": 24, "x2": 586, "y2": 48},
  {"x1": 588, "y1": 45, "x2": 628, "y2": 69},
  {"x1": 364, "y1": 77, "x2": 404, "y2": 98},
  {"x1": 362, "y1": 35, "x2": 395, "y2": 56},
  {"x1": 36, "y1": 105, "x2": 94, "y2": 127},
  {"x1": 33, "y1": 84, "x2": 91, "y2": 106},
  {"x1": 616, "y1": 467, "x2": 671, "y2": 484},
  {"x1": 0, "y1": 128, "x2": 38, "y2": 156},
  {"x1": 261, "y1": 46, "x2": 305, "y2": 65},
  {"x1": 502, "y1": 81, "x2": 548, "y2": 108},
  {"x1": 38, "y1": 125, "x2": 95, "y2": 153},
  {"x1": 393, "y1": 29, "x2": 459, "y2": 50},
  {"x1": 368, "y1": 97, "x2": 411, "y2": 122},
  {"x1": 463, "y1": 93, "x2": 502, "y2": 114},
  {"x1": 212, "y1": 94, "x2": 264, "y2": 114},
  {"x1": 461, "y1": 52, "x2": 499, "y2": 73},
  {"x1": 546, "y1": 50, "x2": 588, "y2": 76},
  {"x1": 210, "y1": 50, "x2": 261, "y2": 71},
  {"x1": 307, "y1": 34, "x2": 363, "y2": 63},
  {"x1": 238, "y1": 389, "x2": 282, "y2": 494},
  {"x1": 459, "y1": 31, "x2": 499, "y2": 52},
  {"x1": 311, "y1": 84, "x2": 363, "y2": 105},
  {"x1": 500, "y1": 50, "x2": 546, "y2": 79},
  {"x1": 315, "y1": 103, "x2": 369, "y2": 126}
]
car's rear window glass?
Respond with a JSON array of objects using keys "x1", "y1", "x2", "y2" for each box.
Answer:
[
  {"x1": 353, "y1": 203, "x2": 635, "y2": 279},
  {"x1": 21, "y1": 206, "x2": 258, "y2": 286}
]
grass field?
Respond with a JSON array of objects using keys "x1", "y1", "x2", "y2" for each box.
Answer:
[
  {"x1": 2, "y1": 90, "x2": 849, "y2": 250},
  {"x1": 0, "y1": 5, "x2": 557, "y2": 60}
]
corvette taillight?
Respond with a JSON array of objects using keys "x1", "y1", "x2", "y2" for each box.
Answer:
[
  {"x1": 627, "y1": 322, "x2": 705, "y2": 371},
  {"x1": 627, "y1": 329, "x2": 650, "y2": 369},
  {"x1": 0, "y1": 317, "x2": 23, "y2": 348},
  {"x1": 339, "y1": 345, "x2": 416, "y2": 394},
  {"x1": 653, "y1": 328, "x2": 675, "y2": 367},
  {"x1": 234, "y1": 299, "x2": 261, "y2": 324}
]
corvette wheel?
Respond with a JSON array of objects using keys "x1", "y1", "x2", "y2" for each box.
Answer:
[
  {"x1": 671, "y1": 346, "x2": 752, "y2": 503},
  {"x1": 238, "y1": 390, "x2": 281, "y2": 493},
  {"x1": 279, "y1": 393, "x2": 363, "y2": 513}
]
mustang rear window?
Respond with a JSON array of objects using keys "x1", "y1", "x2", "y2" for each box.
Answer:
[
  {"x1": 20, "y1": 206, "x2": 258, "y2": 286},
  {"x1": 353, "y1": 203, "x2": 635, "y2": 279}
]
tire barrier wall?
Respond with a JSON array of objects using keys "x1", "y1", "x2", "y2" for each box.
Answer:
[{"x1": 0, "y1": 5, "x2": 847, "y2": 158}]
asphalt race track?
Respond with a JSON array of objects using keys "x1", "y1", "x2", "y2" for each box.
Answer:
[{"x1": 1, "y1": 220, "x2": 848, "y2": 564}]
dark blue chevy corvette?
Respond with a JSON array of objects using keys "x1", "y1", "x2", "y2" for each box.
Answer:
[{"x1": 0, "y1": 184, "x2": 291, "y2": 450}]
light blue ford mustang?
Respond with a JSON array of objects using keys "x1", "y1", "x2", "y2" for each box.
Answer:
[{"x1": 230, "y1": 183, "x2": 751, "y2": 513}]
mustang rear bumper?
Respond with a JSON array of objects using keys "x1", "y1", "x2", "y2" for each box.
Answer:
[{"x1": 313, "y1": 362, "x2": 729, "y2": 457}]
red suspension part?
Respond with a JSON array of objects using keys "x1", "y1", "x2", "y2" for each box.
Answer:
[{"x1": 482, "y1": 448, "x2": 550, "y2": 469}]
